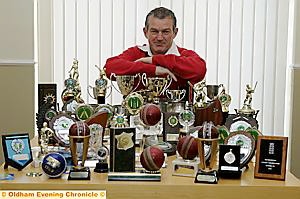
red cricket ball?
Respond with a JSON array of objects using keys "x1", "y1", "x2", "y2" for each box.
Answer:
[
  {"x1": 140, "y1": 146, "x2": 165, "y2": 171},
  {"x1": 198, "y1": 125, "x2": 219, "y2": 139},
  {"x1": 69, "y1": 121, "x2": 90, "y2": 137},
  {"x1": 177, "y1": 135, "x2": 198, "y2": 160},
  {"x1": 139, "y1": 103, "x2": 161, "y2": 126}
]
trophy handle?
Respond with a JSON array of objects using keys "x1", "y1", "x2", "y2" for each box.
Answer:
[
  {"x1": 161, "y1": 75, "x2": 173, "y2": 94},
  {"x1": 87, "y1": 85, "x2": 96, "y2": 99},
  {"x1": 178, "y1": 89, "x2": 186, "y2": 101},
  {"x1": 131, "y1": 73, "x2": 141, "y2": 93},
  {"x1": 141, "y1": 73, "x2": 148, "y2": 87},
  {"x1": 165, "y1": 89, "x2": 173, "y2": 100},
  {"x1": 110, "y1": 73, "x2": 123, "y2": 95}
]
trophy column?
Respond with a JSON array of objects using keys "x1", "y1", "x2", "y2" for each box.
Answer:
[{"x1": 68, "y1": 121, "x2": 91, "y2": 180}]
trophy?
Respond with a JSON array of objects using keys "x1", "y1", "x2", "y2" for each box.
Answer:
[
  {"x1": 194, "y1": 121, "x2": 220, "y2": 184},
  {"x1": 166, "y1": 89, "x2": 186, "y2": 102},
  {"x1": 111, "y1": 73, "x2": 141, "y2": 98},
  {"x1": 61, "y1": 59, "x2": 85, "y2": 106},
  {"x1": 237, "y1": 82, "x2": 259, "y2": 118},
  {"x1": 88, "y1": 65, "x2": 111, "y2": 104},
  {"x1": 206, "y1": 84, "x2": 220, "y2": 101},
  {"x1": 142, "y1": 73, "x2": 172, "y2": 104},
  {"x1": 172, "y1": 135, "x2": 200, "y2": 177},
  {"x1": 39, "y1": 122, "x2": 54, "y2": 156},
  {"x1": 191, "y1": 80, "x2": 207, "y2": 108},
  {"x1": 178, "y1": 102, "x2": 195, "y2": 136},
  {"x1": 68, "y1": 121, "x2": 91, "y2": 180}
]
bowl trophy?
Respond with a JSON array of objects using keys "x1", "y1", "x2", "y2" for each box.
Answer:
[
  {"x1": 142, "y1": 73, "x2": 172, "y2": 104},
  {"x1": 172, "y1": 135, "x2": 200, "y2": 177},
  {"x1": 166, "y1": 89, "x2": 186, "y2": 113},
  {"x1": 68, "y1": 121, "x2": 91, "y2": 180},
  {"x1": 88, "y1": 65, "x2": 111, "y2": 104},
  {"x1": 194, "y1": 121, "x2": 220, "y2": 184},
  {"x1": 111, "y1": 73, "x2": 141, "y2": 98}
]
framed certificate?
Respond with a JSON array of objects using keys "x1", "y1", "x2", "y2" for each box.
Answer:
[
  {"x1": 2, "y1": 133, "x2": 33, "y2": 171},
  {"x1": 254, "y1": 136, "x2": 288, "y2": 180}
]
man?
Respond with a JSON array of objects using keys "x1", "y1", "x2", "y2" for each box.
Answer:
[{"x1": 104, "y1": 7, "x2": 206, "y2": 93}]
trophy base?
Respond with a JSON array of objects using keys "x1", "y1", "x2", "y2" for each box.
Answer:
[
  {"x1": 172, "y1": 158, "x2": 200, "y2": 177},
  {"x1": 194, "y1": 170, "x2": 218, "y2": 184},
  {"x1": 94, "y1": 162, "x2": 108, "y2": 173},
  {"x1": 218, "y1": 169, "x2": 242, "y2": 179},
  {"x1": 68, "y1": 167, "x2": 91, "y2": 180},
  {"x1": 108, "y1": 169, "x2": 161, "y2": 181}
]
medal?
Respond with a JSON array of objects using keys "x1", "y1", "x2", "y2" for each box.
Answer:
[{"x1": 224, "y1": 149, "x2": 236, "y2": 164}]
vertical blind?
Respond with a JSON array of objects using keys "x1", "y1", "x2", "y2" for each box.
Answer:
[{"x1": 52, "y1": 0, "x2": 291, "y2": 135}]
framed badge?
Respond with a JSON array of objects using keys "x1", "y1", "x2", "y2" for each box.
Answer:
[
  {"x1": 254, "y1": 136, "x2": 288, "y2": 180},
  {"x1": 2, "y1": 133, "x2": 33, "y2": 171},
  {"x1": 75, "y1": 104, "x2": 94, "y2": 121}
]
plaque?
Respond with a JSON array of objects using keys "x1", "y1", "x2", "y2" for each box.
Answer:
[
  {"x1": 49, "y1": 112, "x2": 76, "y2": 147},
  {"x1": 225, "y1": 114, "x2": 258, "y2": 132},
  {"x1": 218, "y1": 145, "x2": 241, "y2": 179},
  {"x1": 163, "y1": 112, "x2": 181, "y2": 142},
  {"x1": 254, "y1": 136, "x2": 288, "y2": 180},
  {"x1": 194, "y1": 99, "x2": 224, "y2": 126},
  {"x1": 2, "y1": 133, "x2": 33, "y2": 171},
  {"x1": 224, "y1": 131, "x2": 256, "y2": 169},
  {"x1": 110, "y1": 127, "x2": 136, "y2": 172}
]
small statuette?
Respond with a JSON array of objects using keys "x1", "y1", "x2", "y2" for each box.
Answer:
[{"x1": 224, "y1": 149, "x2": 235, "y2": 164}]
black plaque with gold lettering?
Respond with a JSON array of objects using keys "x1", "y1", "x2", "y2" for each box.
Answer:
[
  {"x1": 110, "y1": 127, "x2": 136, "y2": 172},
  {"x1": 254, "y1": 136, "x2": 288, "y2": 180}
]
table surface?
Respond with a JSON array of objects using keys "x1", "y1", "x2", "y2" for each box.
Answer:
[{"x1": 1, "y1": 155, "x2": 300, "y2": 199}]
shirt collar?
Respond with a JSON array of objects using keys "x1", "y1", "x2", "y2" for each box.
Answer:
[{"x1": 138, "y1": 41, "x2": 180, "y2": 56}]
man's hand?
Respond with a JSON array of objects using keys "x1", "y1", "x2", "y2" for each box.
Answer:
[
  {"x1": 155, "y1": 66, "x2": 177, "y2": 82},
  {"x1": 135, "y1": 57, "x2": 152, "y2": 64}
]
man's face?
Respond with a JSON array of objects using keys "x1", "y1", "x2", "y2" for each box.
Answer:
[{"x1": 144, "y1": 15, "x2": 178, "y2": 55}]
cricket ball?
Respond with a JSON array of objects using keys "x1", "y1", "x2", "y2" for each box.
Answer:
[
  {"x1": 177, "y1": 135, "x2": 198, "y2": 160},
  {"x1": 139, "y1": 103, "x2": 161, "y2": 126},
  {"x1": 140, "y1": 146, "x2": 165, "y2": 171},
  {"x1": 198, "y1": 125, "x2": 219, "y2": 139},
  {"x1": 69, "y1": 121, "x2": 90, "y2": 137}
]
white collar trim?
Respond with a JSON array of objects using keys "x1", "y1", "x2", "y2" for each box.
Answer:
[{"x1": 138, "y1": 42, "x2": 180, "y2": 56}]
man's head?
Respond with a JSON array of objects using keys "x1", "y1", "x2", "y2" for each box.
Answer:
[{"x1": 143, "y1": 7, "x2": 178, "y2": 55}]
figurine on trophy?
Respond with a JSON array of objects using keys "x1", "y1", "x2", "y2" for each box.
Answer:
[
  {"x1": 39, "y1": 122, "x2": 54, "y2": 156},
  {"x1": 237, "y1": 82, "x2": 259, "y2": 118},
  {"x1": 191, "y1": 80, "x2": 207, "y2": 108},
  {"x1": 61, "y1": 59, "x2": 85, "y2": 112},
  {"x1": 88, "y1": 65, "x2": 111, "y2": 104}
]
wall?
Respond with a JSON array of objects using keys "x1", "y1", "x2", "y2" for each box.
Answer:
[{"x1": 0, "y1": 0, "x2": 35, "y2": 165}]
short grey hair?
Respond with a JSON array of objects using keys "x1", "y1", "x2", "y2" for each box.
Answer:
[{"x1": 144, "y1": 7, "x2": 177, "y2": 31}]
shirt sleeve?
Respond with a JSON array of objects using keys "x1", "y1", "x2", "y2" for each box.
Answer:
[
  {"x1": 152, "y1": 48, "x2": 206, "y2": 84},
  {"x1": 104, "y1": 46, "x2": 156, "y2": 79}
]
